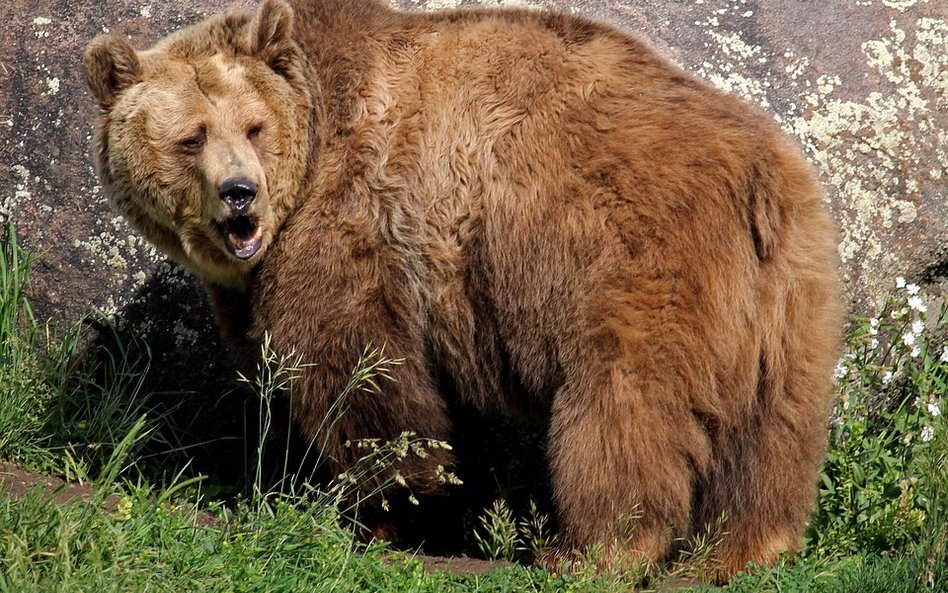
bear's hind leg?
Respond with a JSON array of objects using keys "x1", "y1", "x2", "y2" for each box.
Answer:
[
  {"x1": 701, "y1": 260, "x2": 839, "y2": 581},
  {"x1": 548, "y1": 368, "x2": 712, "y2": 572},
  {"x1": 699, "y1": 360, "x2": 831, "y2": 582}
]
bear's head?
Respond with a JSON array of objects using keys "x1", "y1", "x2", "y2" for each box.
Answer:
[{"x1": 83, "y1": 0, "x2": 312, "y2": 288}]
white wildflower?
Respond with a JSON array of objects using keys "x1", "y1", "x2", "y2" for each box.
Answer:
[
  {"x1": 940, "y1": 348, "x2": 948, "y2": 363},
  {"x1": 921, "y1": 425, "x2": 935, "y2": 443},
  {"x1": 906, "y1": 283, "x2": 920, "y2": 296},
  {"x1": 882, "y1": 371, "x2": 894, "y2": 384},
  {"x1": 896, "y1": 276, "x2": 906, "y2": 289},
  {"x1": 902, "y1": 331, "x2": 916, "y2": 347},
  {"x1": 870, "y1": 338, "x2": 879, "y2": 349},
  {"x1": 911, "y1": 345, "x2": 921, "y2": 358},
  {"x1": 912, "y1": 319, "x2": 925, "y2": 335},
  {"x1": 833, "y1": 363, "x2": 847, "y2": 379},
  {"x1": 908, "y1": 296, "x2": 927, "y2": 313},
  {"x1": 928, "y1": 402, "x2": 941, "y2": 417},
  {"x1": 869, "y1": 317, "x2": 880, "y2": 335}
]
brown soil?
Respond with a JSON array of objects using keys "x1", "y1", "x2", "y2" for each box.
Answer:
[
  {"x1": 394, "y1": 552, "x2": 509, "y2": 575},
  {"x1": 0, "y1": 462, "x2": 119, "y2": 509}
]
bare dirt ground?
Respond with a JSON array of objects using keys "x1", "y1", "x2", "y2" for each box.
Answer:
[{"x1": 0, "y1": 462, "x2": 119, "y2": 509}]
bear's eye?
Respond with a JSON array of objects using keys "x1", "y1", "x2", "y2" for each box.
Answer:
[
  {"x1": 180, "y1": 128, "x2": 206, "y2": 154},
  {"x1": 247, "y1": 124, "x2": 263, "y2": 142}
]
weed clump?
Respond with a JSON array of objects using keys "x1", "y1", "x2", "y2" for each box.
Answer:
[
  {"x1": 811, "y1": 278, "x2": 947, "y2": 560},
  {"x1": 0, "y1": 221, "x2": 174, "y2": 480}
]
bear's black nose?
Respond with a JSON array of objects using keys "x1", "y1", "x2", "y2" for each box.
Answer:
[{"x1": 219, "y1": 178, "x2": 258, "y2": 212}]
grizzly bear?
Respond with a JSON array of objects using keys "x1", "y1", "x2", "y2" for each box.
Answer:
[{"x1": 83, "y1": 0, "x2": 841, "y2": 580}]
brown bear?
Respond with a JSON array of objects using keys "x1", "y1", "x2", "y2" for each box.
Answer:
[{"x1": 83, "y1": 0, "x2": 841, "y2": 581}]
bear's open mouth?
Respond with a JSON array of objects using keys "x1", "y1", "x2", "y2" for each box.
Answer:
[{"x1": 219, "y1": 215, "x2": 263, "y2": 260}]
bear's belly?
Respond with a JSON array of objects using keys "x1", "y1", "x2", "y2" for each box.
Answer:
[{"x1": 422, "y1": 270, "x2": 557, "y2": 420}]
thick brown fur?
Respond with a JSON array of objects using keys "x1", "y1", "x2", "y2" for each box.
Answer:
[{"x1": 84, "y1": 0, "x2": 842, "y2": 581}]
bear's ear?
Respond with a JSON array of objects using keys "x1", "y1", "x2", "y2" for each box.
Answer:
[
  {"x1": 84, "y1": 35, "x2": 141, "y2": 108},
  {"x1": 250, "y1": 0, "x2": 294, "y2": 56}
]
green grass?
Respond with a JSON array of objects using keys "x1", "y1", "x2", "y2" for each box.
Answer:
[
  {"x1": 0, "y1": 221, "x2": 945, "y2": 592},
  {"x1": 0, "y1": 219, "x2": 177, "y2": 481},
  {"x1": 0, "y1": 218, "x2": 48, "y2": 461}
]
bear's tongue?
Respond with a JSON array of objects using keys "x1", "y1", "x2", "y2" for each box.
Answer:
[{"x1": 222, "y1": 215, "x2": 262, "y2": 259}]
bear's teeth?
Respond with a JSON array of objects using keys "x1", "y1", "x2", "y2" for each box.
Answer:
[{"x1": 223, "y1": 217, "x2": 263, "y2": 259}]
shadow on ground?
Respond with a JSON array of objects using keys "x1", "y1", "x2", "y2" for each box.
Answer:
[{"x1": 69, "y1": 261, "x2": 556, "y2": 558}]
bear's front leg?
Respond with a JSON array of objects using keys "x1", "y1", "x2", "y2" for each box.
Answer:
[{"x1": 250, "y1": 210, "x2": 455, "y2": 539}]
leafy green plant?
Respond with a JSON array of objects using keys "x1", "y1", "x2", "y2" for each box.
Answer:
[
  {"x1": 809, "y1": 278, "x2": 946, "y2": 557},
  {"x1": 0, "y1": 221, "x2": 51, "y2": 460}
]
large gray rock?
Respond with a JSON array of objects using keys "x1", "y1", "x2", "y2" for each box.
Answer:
[{"x1": 0, "y1": 0, "x2": 944, "y2": 404}]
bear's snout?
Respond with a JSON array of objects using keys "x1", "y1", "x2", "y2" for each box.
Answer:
[{"x1": 219, "y1": 178, "x2": 258, "y2": 213}]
